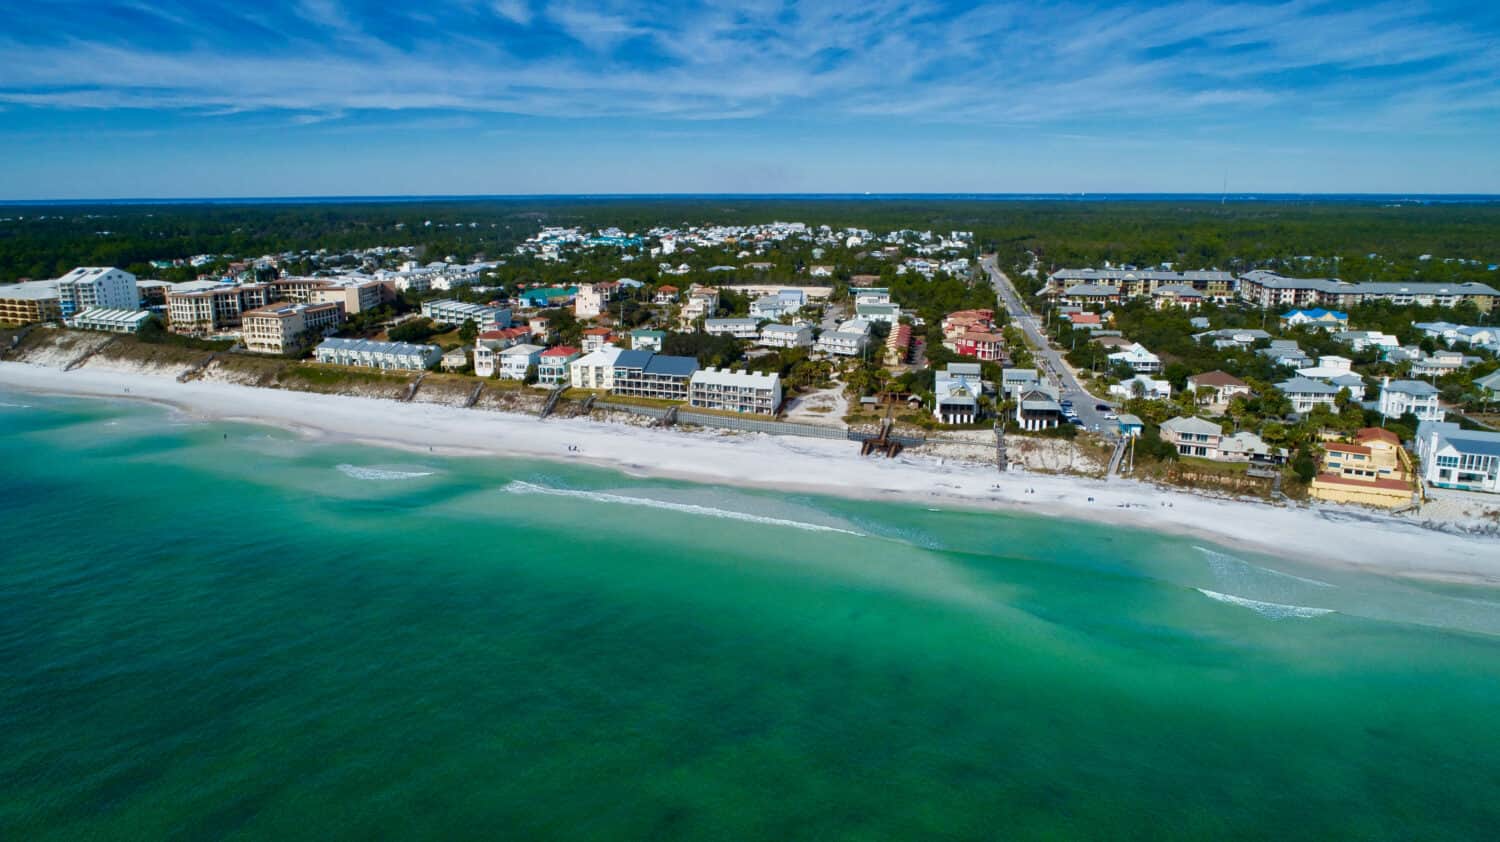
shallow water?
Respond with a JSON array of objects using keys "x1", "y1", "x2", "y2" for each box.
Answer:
[{"x1": 3, "y1": 392, "x2": 1500, "y2": 839}]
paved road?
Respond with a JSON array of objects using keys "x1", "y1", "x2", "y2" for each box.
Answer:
[{"x1": 980, "y1": 255, "x2": 1116, "y2": 436}]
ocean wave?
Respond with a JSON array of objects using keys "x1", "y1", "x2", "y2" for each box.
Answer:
[
  {"x1": 504, "y1": 481, "x2": 864, "y2": 536},
  {"x1": 1195, "y1": 546, "x2": 1335, "y2": 589},
  {"x1": 1196, "y1": 588, "x2": 1335, "y2": 619},
  {"x1": 0, "y1": 401, "x2": 33, "y2": 409},
  {"x1": 336, "y1": 464, "x2": 436, "y2": 481}
]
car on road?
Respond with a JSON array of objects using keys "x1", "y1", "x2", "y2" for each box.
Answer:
[
  {"x1": 1095, "y1": 403, "x2": 1110, "y2": 412},
  {"x1": 1103, "y1": 411, "x2": 1119, "y2": 420}
]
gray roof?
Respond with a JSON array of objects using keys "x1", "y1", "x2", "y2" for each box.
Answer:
[
  {"x1": 1051, "y1": 268, "x2": 1233, "y2": 283},
  {"x1": 1276, "y1": 376, "x2": 1340, "y2": 395},
  {"x1": 1382, "y1": 379, "x2": 1439, "y2": 396},
  {"x1": 705, "y1": 317, "x2": 760, "y2": 327},
  {"x1": 317, "y1": 337, "x2": 438, "y2": 355},
  {"x1": 1160, "y1": 416, "x2": 1223, "y2": 436},
  {"x1": 1063, "y1": 283, "x2": 1120, "y2": 296}
]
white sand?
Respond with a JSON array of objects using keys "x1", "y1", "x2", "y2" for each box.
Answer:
[{"x1": 4, "y1": 360, "x2": 1498, "y2": 583}]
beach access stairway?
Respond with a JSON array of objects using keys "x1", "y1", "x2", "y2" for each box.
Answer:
[
  {"x1": 462, "y1": 383, "x2": 484, "y2": 408},
  {"x1": 1107, "y1": 437, "x2": 1129, "y2": 476},
  {"x1": 176, "y1": 351, "x2": 221, "y2": 383},
  {"x1": 64, "y1": 336, "x2": 118, "y2": 372},
  {"x1": 400, "y1": 373, "x2": 426, "y2": 402},
  {"x1": 538, "y1": 383, "x2": 568, "y2": 418}
]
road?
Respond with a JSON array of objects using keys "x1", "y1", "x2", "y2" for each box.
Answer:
[{"x1": 980, "y1": 255, "x2": 1116, "y2": 436}]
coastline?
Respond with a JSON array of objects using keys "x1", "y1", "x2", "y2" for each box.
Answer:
[{"x1": 3, "y1": 359, "x2": 1498, "y2": 584}]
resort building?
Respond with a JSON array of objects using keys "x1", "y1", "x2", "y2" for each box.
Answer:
[
  {"x1": 1151, "y1": 284, "x2": 1204, "y2": 309},
  {"x1": 934, "y1": 363, "x2": 984, "y2": 424},
  {"x1": 1377, "y1": 379, "x2": 1445, "y2": 422},
  {"x1": 704, "y1": 317, "x2": 762, "y2": 339},
  {"x1": 241, "y1": 301, "x2": 345, "y2": 355},
  {"x1": 421, "y1": 299, "x2": 510, "y2": 331},
  {"x1": 611, "y1": 351, "x2": 699, "y2": 401},
  {"x1": 1159, "y1": 416, "x2": 1224, "y2": 459},
  {"x1": 536, "y1": 346, "x2": 581, "y2": 385},
  {"x1": 53, "y1": 267, "x2": 139, "y2": 316},
  {"x1": 497, "y1": 343, "x2": 545, "y2": 380},
  {"x1": 760, "y1": 323, "x2": 813, "y2": 349},
  {"x1": 65, "y1": 307, "x2": 151, "y2": 334},
  {"x1": 314, "y1": 337, "x2": 440, "y2": 371},
  {"x1": 0, "y1": 282, "x2": 63, "y2": 324},
  {"x1": 688, "y1": 368, "x2": 783, "y2": 415},
  {"x1": 167, "y1": 283, "x2": 273, "y2": 335},
  {"x1": 630, "y1": 329, "x2": 665, "y2": 352},
  {"x1": 307, "y1": 278, "x2": 387, "y2": 315},
  {"x1": 569, "y1": 346, "x2": 624, "y2": 390},
  {"x1": 1186, "y1": 371, "x2": 1250, "y2": 411},
  {"x1": 1415, "y1": 421, "x2": 1500, "y2": 494},
  {"x1": 1312, "y1": 427, "x2": 1415, "y2": 508},
  {"x1": 1239, "y1": 270, "x2": 1498, "y2": 312},
  {"x1": 1047, "y1": 269, "x2": 1237, "y2": 302},
  {"x1": 1276, "y1": 376, "x2": 1340, "y2": 414}
]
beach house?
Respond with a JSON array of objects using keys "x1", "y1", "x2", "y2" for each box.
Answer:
[
  {"x1": 1312, "y1": 428, "x2": 1415, "y2": 507},
  {"x1": 535, "y1": 346, "x2": 580, "y2": 385},
  {"x1": 704, "y1": 318, "x2": 762, "y2": 339},
  {"x1": 1415, "y1": 422, "x2": 1500, "y2": 494},
  {"x1": 1276, "y1": 376, "x2": 1340, "y2": 414},
  {"x1": 496, "y1": 344, "x2": 544, "y2": 380},
  {"x1": 630, "y1": 329, "x2": 665, "y2": 352},
  {"x1": 1279, "y1": 308, "x2": 1349, "y2": 332},
  {"x1": 1378, "y1": 379, "x2": 1445, "y2": 422},
  {"x1": 611, "y1": 351, "x2": 700, "y2": 401},
  {"x1": 1186, "y1": 371, "x2": 1250, "y2": 411},
  {"x1": 1109, "y1": 374, "x2": 1172, "y2": 401},
  {"x1": 1159, "y1": 416, "x2": 1224, "y2": 459},
  {"x1": 1015, "y1": 385, "x2": 1063, "y2": 431},
  {"x1": 1107, "y1": 343, "x2": 1162, "y2": 374},
  {"x1": 64, "y1": 307, "x2": 151, "y2": 334},
  {"x1": 933, "y1": 363, "x2": 984, "y2": 424},
  {"x1": 581, "y1": 327, "x2": 614, "y2": 353}
]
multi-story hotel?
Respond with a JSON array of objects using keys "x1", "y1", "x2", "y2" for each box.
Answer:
[
  {"x1": 1047, "y1": 269, "x2": 1237, "y2": 303},
  {"x1": 167, "y1": 283, "x2": 275, "y2": 335},
  {"x1": 53, "y1": 267, "x2": 139, "y2": 316},
  {"x1": 420, "y1": 299, "x2": 511, "y2": 330},
  {"x1": 1239, "y1": 270, "x2": 1498, "y2": 312},
  {"x1": 689, "y1": 368, "x2": 782, "y2": 415},
  {"x1": 241, "y1": 302, "x2": 345, "y2": 355},
  {"x1": 0, "y1": 281, "x2": 63, "y2": 324}
]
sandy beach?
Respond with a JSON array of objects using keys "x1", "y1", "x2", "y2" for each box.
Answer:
[{"x1": 3, "y1": 359, "x2": 1497, "y2": 583}]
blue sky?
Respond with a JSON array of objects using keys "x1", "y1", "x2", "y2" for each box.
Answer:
[{"x1": 1, "y1": 0, "x2": 1498, "y2": 198}]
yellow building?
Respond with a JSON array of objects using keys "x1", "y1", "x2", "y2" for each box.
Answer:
[
  {"x1": 0, "y1": 281, "x2": 63, "y2": 325},
  {"x1": 1310, "y1": 427, "x2": 1414, "y2": 508}
]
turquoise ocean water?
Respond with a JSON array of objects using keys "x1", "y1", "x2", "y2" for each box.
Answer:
[{"x1": 3, "y1": 391, "x2": 1500, "y2": 840}]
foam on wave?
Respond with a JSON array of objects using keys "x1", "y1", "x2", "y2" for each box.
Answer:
[
  {"x1": 1196, "y1": 546, "x2": 1335, "y2": 589},
  {"x1": 504, "y1": 480, "x2": 863, "y2": 536},
  {"x1": 1196, "y1": 588, "x2": 1335, "y2": 619},
  {"x1": 336, "y1": 464, "x2": 437, "y2": 481}
]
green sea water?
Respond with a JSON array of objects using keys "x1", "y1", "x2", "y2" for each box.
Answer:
[{"x1": 4, "y1": 391, "x2": 1500, "y2": 840}]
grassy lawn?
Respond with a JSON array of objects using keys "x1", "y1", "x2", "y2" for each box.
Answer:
[
  {"x1": 1177, "y1": 456, "x2": 1250, "y2": 475},
  {"x1": 596, "y1": 393, "x2": 682, "y2": 409},
  {"x1": 280, "y1": 363, "x2": 413, "y2": 388}
]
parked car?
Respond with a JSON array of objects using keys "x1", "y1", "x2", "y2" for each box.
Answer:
[{"x1": 1095, "y1": 403, "x2": 1111, "y2": 412}]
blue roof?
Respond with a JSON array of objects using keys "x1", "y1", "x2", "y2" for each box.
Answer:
[
  {"x1": 614, "y1": 349, "x2": 654, "y2": 369},
  {"x1": 644, "y1": 355, "x2": 699, "y2": 377},
  {"x1": 1446, "y1": 434, "x2": 1500, "y2": 458}
]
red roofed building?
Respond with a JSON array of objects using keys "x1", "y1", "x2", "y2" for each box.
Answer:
[
  {"x1": 476, "y1": 326, "x2": 532, "y2": 350},
  {"x1": 536, "y1": 345, "x2": 582, "y2": 385}
]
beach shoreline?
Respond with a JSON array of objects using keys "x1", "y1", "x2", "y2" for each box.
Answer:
[{"x1": 3, "y1": 359, "x2": 1498, "y2": 585}]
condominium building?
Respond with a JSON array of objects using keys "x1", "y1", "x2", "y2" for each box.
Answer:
[
  {"x1": 688, "y1": 368, "x2": 783, "y2": 415},
  {"x1": 1239, "y1": 270, "x2": 1498, "y2": 312},
  {"x1": 167, "y1": 283, "x2": 274, "y2": 335},
  {"x1": 314, "y1": 337, "x2": 440, "y2": 371},
  {"x1": 854, "y1": 302, "x2": 901, "y2": 323},
  {"x1": 569, "y1": 346, "x2": 624, "y2": 389},
  {"x1": 760, "y1": 323, "x2": 813, "y2": 349},
  {"x1": 1047, "y1": 269, "x2": 1237, "y2": 302},
  {"x1": 420, "y1": 299, "x2": 510, "y2": 330},
  {"x1": 307, "y1": 278, "x2": 387, "y2": 314},
  {"x1": 704, "y1": 317, "x2": 761, "y2": 339},
  {"x1": 611, "y1": 351, "x2": 699, "y2": 401},
  {"x1": 242, "y1": 302, "x2": 345, "y2": 355},
  {"x1": 53, "y1": 267, "x2": 139, "y2": 316},
  {"x1": 65, "y1": 307, "x2": 151, "y2": 333},
  {"x1": 0, "y1": 281, "x2": 63, "y2": 324}
]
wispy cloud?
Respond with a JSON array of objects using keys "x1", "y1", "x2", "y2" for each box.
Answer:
[{"x1": 0, "y1": 0, "x2": 1494, "y2": 134}]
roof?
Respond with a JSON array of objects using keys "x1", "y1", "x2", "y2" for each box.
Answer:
[
  {"x1": 1117, "y1": 414, "x2": 1144, "y2": 426},
  {"x1": 1313, "y1": 473, "x2": 1412, "y2": 492},
  {"x1": 1160, "y1": 416, "x2": 1223, "y2": 436},
  {"x1": 0, "y1": 280, "x2": 62, "y2": 300},
  {"x1": 1064, "y1": 283, "x2": 1120, "y2": 296},
  {"x1": 1381, "y1": 379, "x2": 1439, "y2": 396},
  {"x1": 631, "y1": 329, "x2": 666, "y2": 338},
  {"x1": 1357, "y1": 427, "x2": 1400, "y2": 445},
  {"x1": 691, "y1": 367, "x2": 779, "y2": 388},
  {"x1": 614, "y1": 349, "x2": 653, "y2": 369},
  {"x1": 1281, "y1": 308, "x2": 1348, "y2": 320},
  {"x1": 317, "y1": 337, "x2": 438, "y2": 355},
  {"x1": 1187, "y1": 370, "x2": 1248, "y2": 388},
  {"x1": 1276, "y1": 376, "x2": 1340, "y2": 395},
  {"x1": 1324, "y1": 443, "x2": 1372, "y2": 455},
  {"x1": 644, "y1": 355, "x2": 700, "y2": 377},
  {"x1": 499, "y1": 343, "x2": 545, "y2": 357}
]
